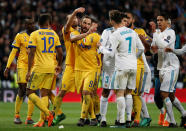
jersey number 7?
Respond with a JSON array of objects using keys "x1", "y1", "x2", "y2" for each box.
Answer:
[{"x1": 125, "y1": 36, "x2": 132, "y2": 53}]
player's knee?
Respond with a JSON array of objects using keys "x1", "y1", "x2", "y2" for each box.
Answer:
[
  {"x1": 160, "y1": 91, "x2": 169, "y2": 100},
  {"x1": 169, "y1": 93, "x2": 175, "y2": 102},
  {"x1": 125, "y1": 89, "x2": 132, "y2": 95},
  {"x1": 102, "y1": 89, "x2": 110, "y2": 98},
  {"x1": 26, "y1": 88, "x2": 35, "y2": 97},
  {"x1": 82, "y1": 90, "x2": 91, "y2": 95},
  {"x1": 58, "y1": 90, "x2": 66, "y2": 98},
  {"x1": 18, "y1": 87, "x2": 26, "y2": 97},
  {"x1": 40, "y1": 88, "x2": 50, "y2": 97}
]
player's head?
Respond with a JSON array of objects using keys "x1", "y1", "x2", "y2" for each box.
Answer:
[
  {"x1": 157, "y1": 12, "x2": 169, "y2": 31},
  {"x1": 81, "y1": 15, "x2": 92, "y2": 33},
  {"x1": 120, "y1": 12, "x2": 129, "y2": 27},
  {"x1": 66, "y1": 14, "x2": 78, "y2": 28},
  {"x1": 91, "y1": 18, "x2": 99, "y2": 32},
  {"x1": 38, "y1": 13, "x2": 52, "y2": 28},
  {"x1": 109, "y1": 10, "x2": 122, "y2": 26},
  {"x1": 125, "y1": 11, "x2": 135, "y2": 28},
  {"x1": 24, "y1": 18, "x2": 35, "y2": 32}
]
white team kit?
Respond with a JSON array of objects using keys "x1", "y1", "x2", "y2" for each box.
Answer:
[
  {"x1": 152, "y1": 28, "x2": 180, "y2": 92},
  {"x1": 105, "y1": 26, "x2": 144, "y2": 90},
  {"x1": 98, "y1": 27, "x2": 116, "y2": 89}
]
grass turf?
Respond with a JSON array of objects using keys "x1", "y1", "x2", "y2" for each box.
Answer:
[{"x1": 0, "y1": 102, "x2": 186, "y2": 131}]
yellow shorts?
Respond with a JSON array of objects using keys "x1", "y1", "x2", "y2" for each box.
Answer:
[
  {"x1": 132, "y1": 65, "x2": 144, "y2": 96},
  {"x1": 61, "y1": 65, "x2": 75, "y2": 93},
  {"x1": 75, "y1": 70, "x2": 98, "y2": 94},
  {"x1": 17, "y1": 68, "x2": 27, "y2": 83},
  {"x1": 27, "y1": 72, "x2": 55, "y2": 90}
]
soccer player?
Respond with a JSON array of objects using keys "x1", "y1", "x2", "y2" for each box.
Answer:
[
  {"x1": 70, "y1": 15, "x2": 100, "y2": 126},
  {"x1": 52, "y1": 7, "x2": 85, "y2": 126},
  {"x1": 26, "y1": 13, "x2": 63, "y2": 127},
  {"x1": 125, "y1": 11, "x2": 152, "y2": 127},
  {"x1": 4, "y1": 18, "x2": 35, "y2": 124},
  {"x1": 151, "y1": 13, "x2": 180, "y2": 127},
  {"x1": 97, "y1": 10, "x2": 116, "y2": 127},
  {"x1": 149, "y1": 20, "x2": 166, "y2": 126},
  {"x1": 100, "y1": 11, "x2": 144, "y2": 127}
]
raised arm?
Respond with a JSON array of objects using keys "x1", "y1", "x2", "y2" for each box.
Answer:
[{"x1": 64, "y1": 7, "x2": 85, "y2": 33}]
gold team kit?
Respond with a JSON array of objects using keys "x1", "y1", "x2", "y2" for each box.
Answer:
[
  {"x1": 10, "y1": 31, "x2": 30, "y2": 83},
  {"x1": 71, "y1": 30, "x2": 101, "y2": 93},
  {"x1": 27, "y1": 28, "x2": 61, "y2": 90}
]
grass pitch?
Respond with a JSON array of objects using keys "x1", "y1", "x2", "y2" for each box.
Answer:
[{"x1": 0, "y1": 102, "x2": 185, "y2": 131}]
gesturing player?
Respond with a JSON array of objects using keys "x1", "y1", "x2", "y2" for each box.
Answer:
[
  {"x1": 52, "y1": 7, "x2": 85, "y2": 126},
  {"x1": 151, "y1": 13, "x2": 180, "y2": 127},
  {"x1": 70, "y1": 15, "x2": 100, "y2": 127},
  {"x1": 26, "y1": 13, "x2": 63, "y2": 127},
  {"x1": 4, "y1": 18, "x2": 35, "y2": 125},
  {"x1": 100, "y1": 11, "x2": 144, "y2": 127},
  {"x1": 125, "y1": 11, "x2": 152, "y2": 127}
]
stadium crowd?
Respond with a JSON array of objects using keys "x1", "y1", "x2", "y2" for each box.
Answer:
[{"x1": 0, "y1": 0, "x2": 185, "y2": 88}]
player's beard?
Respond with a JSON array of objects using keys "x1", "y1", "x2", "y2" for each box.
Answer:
[{"x1": 81, "y1": 27, "x2": 88, "y2": 33}]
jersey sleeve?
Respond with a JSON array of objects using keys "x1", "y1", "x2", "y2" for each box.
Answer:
[
  {"x1": 55, "y1": 34, "x2": 62, "y2": 48},
  {"x1": 173, "y1": 45, "x2": 186, "y2": 55},
  {"x1": 12, "y1": 33, "x2": 21, "y2": 49},
  {"x1": 100, "y1": 30, "x2": 109, "y2": 47},
  {"x1": 108, "y1": 32, "x2": 119, "y2": 57},
  {"x1": 154, "y1": 30, "x2": 175, "y2": 48},
  {"x1": 28, "y1": 32, "x2": 37, "y2": 48}
]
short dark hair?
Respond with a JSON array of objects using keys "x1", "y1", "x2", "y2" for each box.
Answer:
[
  {"x1": 125, "y1": 10, "x2": 135, "y2": 18},
  {"x1": 158, "y1": 12, "x2": 169, "y2": 20},
  {"x1": 109, "y1": 10, "x2": 122, "y2": 24},
  {"x1": 120, "y1": 12, "x2": 128, "y2": 19},
  {"x1": 91, "y1": 17, "x2": 98, "y2": 24},
  {"x1": 81, "y1": 15, "x2": 92, "y2": 23},
  {"x1": 38, "y1": 13, "x2": 52, "y2": 26}
]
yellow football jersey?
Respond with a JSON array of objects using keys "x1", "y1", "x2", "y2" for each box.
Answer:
[
  {"x1": 28, "y1": 28, "x2": 61, "y2": 73},
  {"x1": 12, "y1": 31, "x2": 30, "y2": 68},
  {"x1": 72, "y1": 32, "x2": 101, "y2": 71},
  {"x1": 134, "y1": 28, "x2": 149, "y2": 66},
  {"x1": 62, "y1": 26, "x2": 76, "y2": 67}
]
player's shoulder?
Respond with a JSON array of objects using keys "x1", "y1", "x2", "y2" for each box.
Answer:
[
  {"x1": 91, "y1": 32, "x2": 100, "y2": 37},
  {"x1": 134, "y1": 27, "x2": 145, "y2": 32},
  {"x1": 16, "y1": 30, "x2": 27, "y2": 37},
  {"x1": 103, "y1": 27, "x2": 114, "y2": 33},
  {"x1": 116, "y1": 26, "x2": 134, "y2": 35},
  {"x1": 164, "y1": 28, "x2": 175, "y2": 37}
]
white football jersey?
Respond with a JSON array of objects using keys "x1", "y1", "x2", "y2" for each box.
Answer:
[
  {"x1": 173, "y1": 44, "x2": 186, "y2": 55},
  {"x1": 99, "y1": 27, "x2": 115, "y2": 73},
  {"x1": 152, "y1": 28, "x2": 180, "y2": 70},
  {"x1": 109, "y1": 26, "x2": 144, "y2": 70}
]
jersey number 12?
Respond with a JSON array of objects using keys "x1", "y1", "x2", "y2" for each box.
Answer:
[{"x1": 41, "y1": 37, "x2": 54, "y2": 53}]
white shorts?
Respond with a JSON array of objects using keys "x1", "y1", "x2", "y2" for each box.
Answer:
[
  {"x1": 110, "y1": 69, "x2": 136, "y2": 90},
  {"x1": 102, "y1": 70, "x2": 114, "y2": 89},
  {"x1": 159, "y1": 69, "x2": 179, "y2": 93}
]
